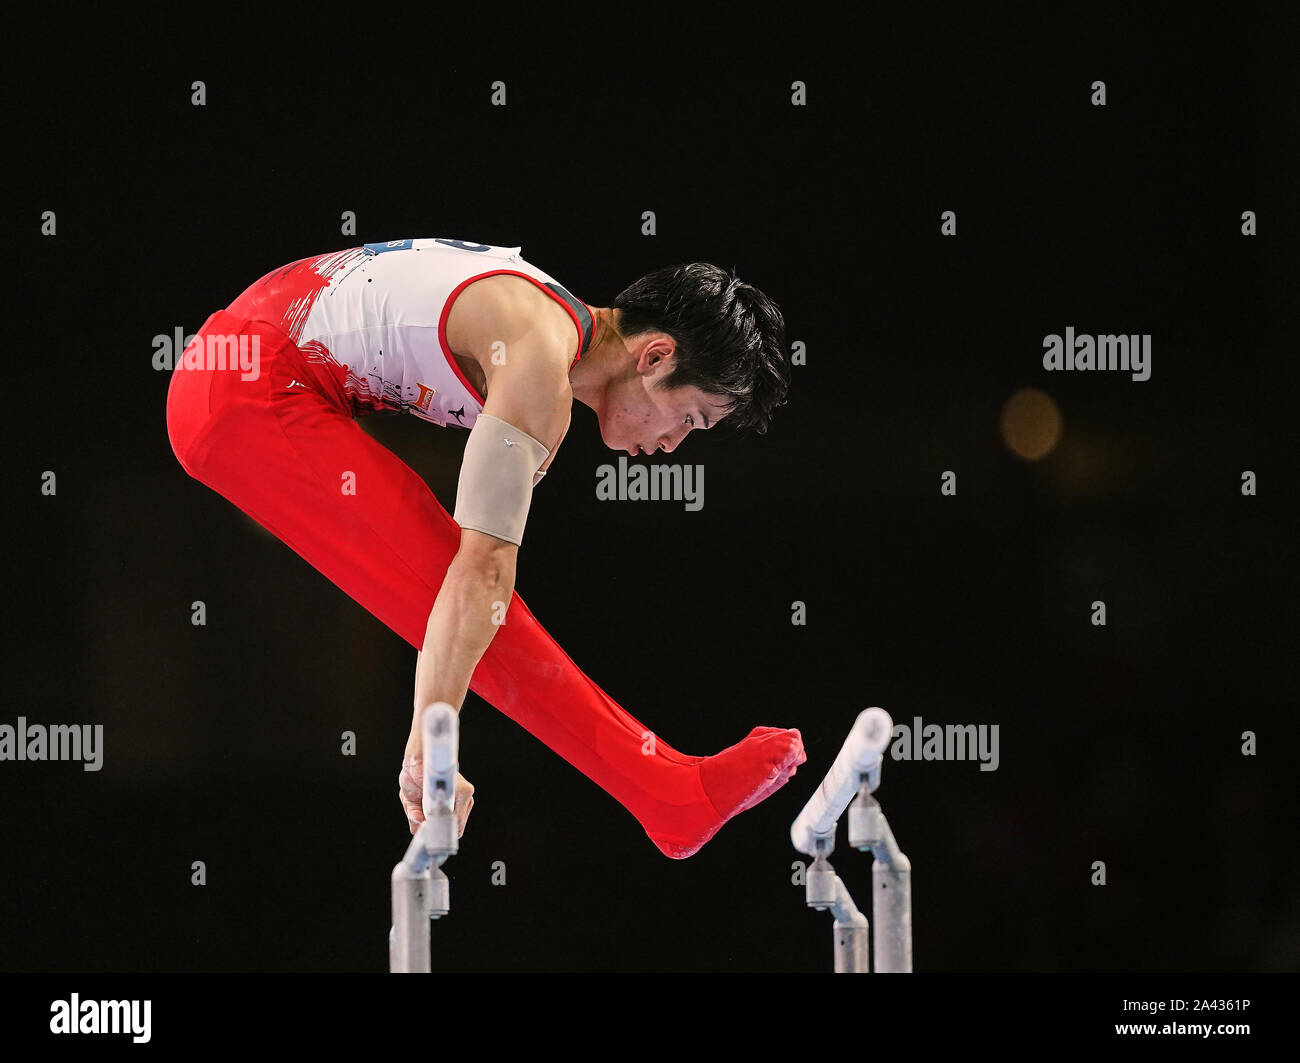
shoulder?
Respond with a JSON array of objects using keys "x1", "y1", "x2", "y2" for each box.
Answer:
[{"x1": 446, "y1": 273, "x2": 579, "y2": 364}]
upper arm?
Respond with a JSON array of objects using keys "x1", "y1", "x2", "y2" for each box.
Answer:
[
  {"x1": 451, "y1": 276, "x2": 576, "y2": 467},
  {"x1": 447, "y1": 278, "x2": 575, "y2": 551}
]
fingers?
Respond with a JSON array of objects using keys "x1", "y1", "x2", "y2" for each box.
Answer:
[
  {"x1": 398, "y1": 757, "x2": 425, "y2": 835},
  {"x1": 454, "y1": 774, "x2": 475, "y2": 838},
  {"x1": 400, "y1": 761, "x2": 477, "y2": 840}
]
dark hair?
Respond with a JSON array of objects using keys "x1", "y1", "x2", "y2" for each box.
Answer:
[{"x1": 611, "y1": 263, "x2": 790, "y2": 435}]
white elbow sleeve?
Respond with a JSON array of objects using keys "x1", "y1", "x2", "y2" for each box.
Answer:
[{"x1": 453, "y1": 413, "x2": 551, "y2": 545}]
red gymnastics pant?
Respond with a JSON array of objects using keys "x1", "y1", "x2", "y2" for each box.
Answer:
[{"x1": 165, "y1": 306, "x2": 804, "y2": 859}]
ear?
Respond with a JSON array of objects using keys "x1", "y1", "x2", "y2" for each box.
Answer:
[{"x1": 637, "y1": 332, "x2": 677, "y2": 374}]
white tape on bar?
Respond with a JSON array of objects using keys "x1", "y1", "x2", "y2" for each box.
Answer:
[
  {"x1": 422, "y1": 703, "x2": 459, "y2": 818},
  {"x1": 790, "y1": 707, "x2": 893, "y2": 855}
]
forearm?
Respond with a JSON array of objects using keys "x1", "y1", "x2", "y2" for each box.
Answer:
[{"x1": 412, "y1": 552, "x2": 514, "y2": 723}]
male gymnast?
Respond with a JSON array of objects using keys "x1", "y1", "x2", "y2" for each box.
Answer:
[{"x1": 165, "y1": 237, "x2": 804, "y2": 858}]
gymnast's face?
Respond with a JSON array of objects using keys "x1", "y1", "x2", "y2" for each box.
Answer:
[{"x1": 597, "y1": 333, "x2": 728, "y2": 456}]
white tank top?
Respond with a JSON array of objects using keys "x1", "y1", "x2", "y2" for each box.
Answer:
[{"x1": 270, "y1": 238, "x2": 594, "y2": 429}]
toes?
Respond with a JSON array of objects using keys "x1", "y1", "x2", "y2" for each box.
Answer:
[{"x1": 761, "y1": 729, "x2": 806, "y2": 768}]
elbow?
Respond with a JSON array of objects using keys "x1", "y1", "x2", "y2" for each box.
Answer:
[
  {"x1": 467, "y1": 556, "x2": 515, "y2": 593},
  {"x1": 454, "y1": 531, "x2": 518, "y2": 588}
]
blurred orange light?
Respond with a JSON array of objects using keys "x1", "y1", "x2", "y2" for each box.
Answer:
[{"x1": 1000, "y1": 387, "x2": 1063, "y2": 461}]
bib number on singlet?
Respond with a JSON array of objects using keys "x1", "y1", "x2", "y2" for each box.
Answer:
[
  {"x1": 364, "y1": 238, "x2": 498, "y2": 256},
  {"x1": 434, "y1": 239, "x2": 494, "y2": 252},
  {"x1": 364, "y1": 239, "x2": 414, "y2": 254}
]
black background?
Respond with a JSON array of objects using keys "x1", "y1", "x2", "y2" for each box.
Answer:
[{"x1": 8, "y1": 8, "x2": 1297, "y2": 973}]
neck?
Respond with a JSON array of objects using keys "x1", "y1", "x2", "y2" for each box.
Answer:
[{"x1": 569, "y1": 306, "x2": 624, "y2": 412}]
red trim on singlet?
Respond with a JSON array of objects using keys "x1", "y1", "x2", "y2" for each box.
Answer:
[{"x1": 437, "y1": 269, "x2": 590, "y2": 403}]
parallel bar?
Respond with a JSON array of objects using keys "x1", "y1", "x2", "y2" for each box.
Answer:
[
  {"x1": 422, "y1": 703, "x2": 458, "y2": 819},
  {"x1": 849, "y1": 790, "x2": 913, "y2": 973},
  {"x1": 792, "y1": 708, "x2": 913, "y2": 974},
  {"x1": 807, "y1": 854, "x2": 870, "y2": 973},
  {"x1": 790, "y1": 707, "x2": 893, "y2": 856},
  {"x1": 389, "y1": 864, "x2": 431, "y2": 973},
  {"x1": 389, "y1": 703, "x2": 459, "y2": 973}
]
